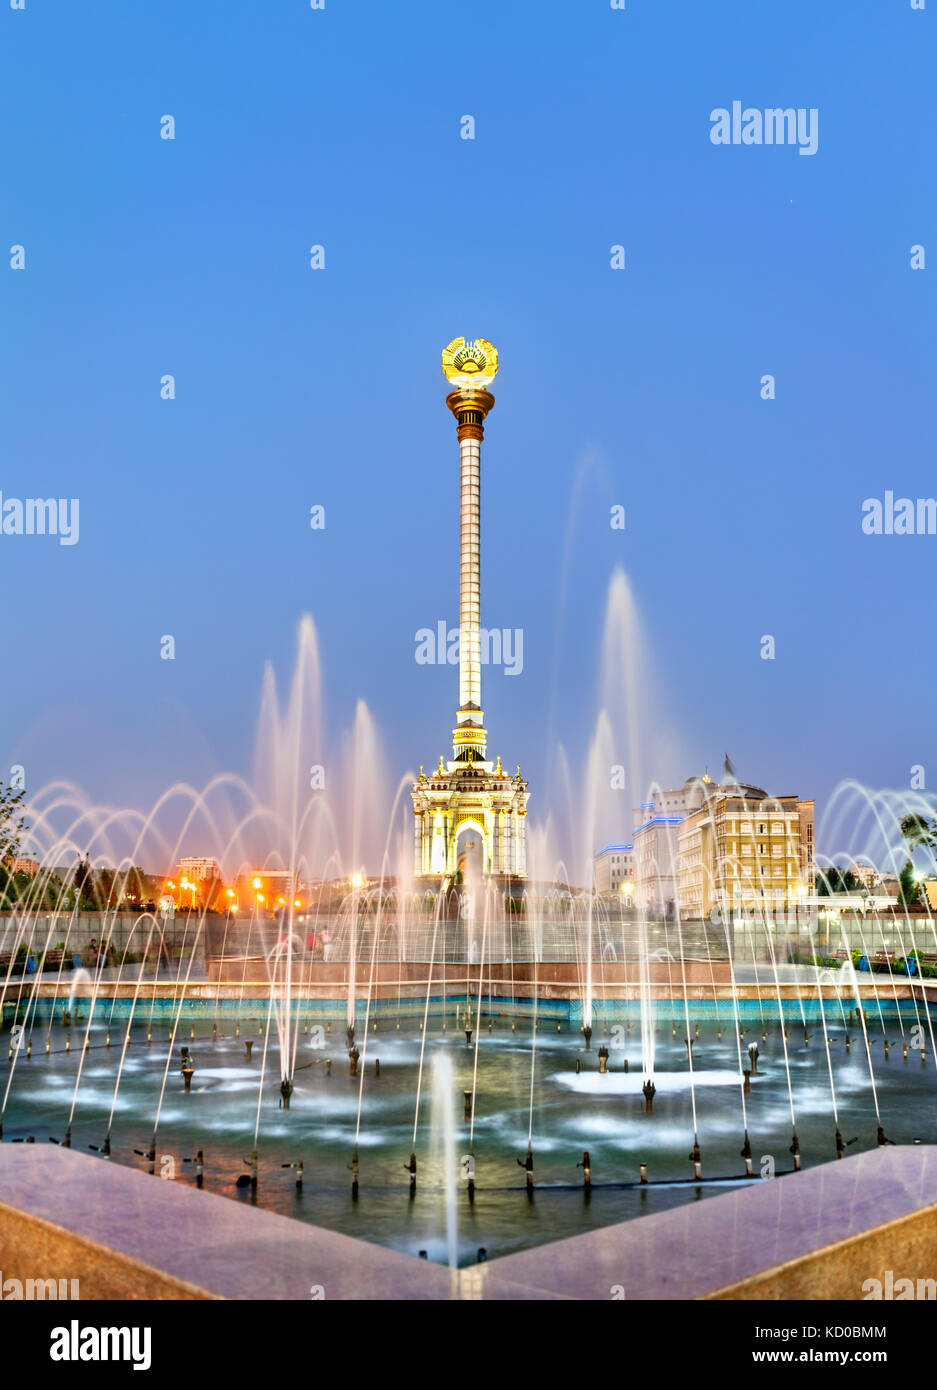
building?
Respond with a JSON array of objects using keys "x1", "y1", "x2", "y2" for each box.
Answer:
[
  {"x1": 235, "y1": 870, "x2": 299, "y2": 909},
  {"x1": 632, "y1": 779, "x2": 708, "y2": 917},
  {"x1": 678, "y1": 780, "x2": 814, "y2": 918},
  {"x1": 8, "y1": 858, "x2": 40, "y2": 877},
  {"x1": 593, "y1": 843, "x2": 634, "y2": 897},
  {"x1": 850, "y1": 861, "x2": 884, "y2": 891},
  {"x1": 176, "y1": 857, "x2": 220, "y2": 882},
  {"x1": 410, "y1": 338, "x2": 529, "y2": 879}
]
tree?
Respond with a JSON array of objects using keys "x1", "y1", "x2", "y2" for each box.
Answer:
[
  {"x1": 898, "y1": 859, "x2": 922, "y2": 908},
  {"x1": 0, "y1": 778, "x2": 27, "y2": 863},
  {"x1": 900, "y1": 812, "x2": 937, "y2": 851},
  {"x1": 73, "y1": 857, "x2": 97, "y2": 908},
  {"x1": 815, "y1": 867, "x2": 861, "y2": 896}
]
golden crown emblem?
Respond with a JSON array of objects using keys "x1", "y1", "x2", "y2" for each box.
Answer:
[{"x1": 441, "y1": 337, "x2": 499, "y2": 389}]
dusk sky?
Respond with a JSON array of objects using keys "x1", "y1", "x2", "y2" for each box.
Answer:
[{"x1": 2, "y1": 0, "x2": 934, "y2": 867}]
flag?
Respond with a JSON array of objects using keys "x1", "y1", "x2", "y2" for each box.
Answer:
[{"x1": 724, "y1": 753, "x2": 738, "y2": 780}]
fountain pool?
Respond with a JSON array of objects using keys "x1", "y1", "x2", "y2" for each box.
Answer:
[{"x1": 2, "y1": 1000, "x2": 932, "y2": 1268}]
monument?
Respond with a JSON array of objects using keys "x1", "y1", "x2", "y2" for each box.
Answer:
[{"x1": 410, "y1": 338, "x2": 529, "y2": 880}]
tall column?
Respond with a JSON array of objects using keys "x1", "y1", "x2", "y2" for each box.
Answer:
[
  {"x1": 440, "y1": 339, "x2": 498, "y2": 767},
  {"x1": 446, "y1": 386, "x2": 494, "y2": 762},
  {"x1": 459, "y1": 429, "x2": 482, "y2": 712}
]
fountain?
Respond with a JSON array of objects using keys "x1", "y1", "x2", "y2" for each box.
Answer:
[{"x1": 0, "y1": 338, "x2": 934, "y2": 1280}]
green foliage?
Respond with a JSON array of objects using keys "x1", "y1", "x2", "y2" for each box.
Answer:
[
  {"x1": 815, "y1": 867, "x2": 861, "y2": 895},
  {"x1": 898, "y1": 860, "x2": 922, "y2": 908},
  {"x1": 899, "y1": 812, "x2": 937, "y2": 852},
  {"x1": 0, "y1": 779, "x2": 27, "y2": 863}
]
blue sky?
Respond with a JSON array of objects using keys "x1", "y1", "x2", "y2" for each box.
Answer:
[{"x1": 1, "y1": 0, "x2": 934, "y2": 864}]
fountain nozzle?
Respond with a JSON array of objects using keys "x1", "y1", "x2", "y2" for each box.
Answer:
[
  {"x1": 790, "y1": 1132, "x2": 801, "y2": 1171},
  {"x1": 835, "y1": 1128, "x2": 845, "y2": 1160},
  {"x1": 688, "y1": 1139, "x2": 702, "y2": 1180},
  {"x1": 349, "y1": 1147, "x2": 359, "y2": 1198},
  {"x1": 281, "y1": 1158, "x2": 303, "y2": 1189},
  {"x1": 464, "y1": 1027, "x2": 473, "y2": 1048},
  {"x1": 747, "y1": 1042, "x2": 759, "y2": 1075},
  {"x1": 404, "y1": 1151, "x2": 417, "y2": 1193},
  {"x1": 597, "y1": 1045, "x2": 609, "y2": 1074},
  {"x1": 577, "y1": 1150, "x2": 591, "y2": 1187},
  {"x1": 245, "y1": 1039, "x2": 253, "y2": 1060},
  {"x1": 518, "y1": 1143, "x2": 534, "y2": 1193},
  {"x1": 349, "y1": 1045, "x2": 360, "y2": 1077},
  {"x1": 182, "y1": 1063, "x2": 195, "y2": 1092},
  {"x1": 279, "y1": 1078, "x2": 293, "y2": 1109},
  {"x1": 581, "y1": 1025, "x2": 592, "y2": 1052},
  {"x1": 740, "y1": 1132, "x2": 753, "y2": 1176},
  {"x1": 642, "y1": 1079, "x2": 656, "y2": 1114}
]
